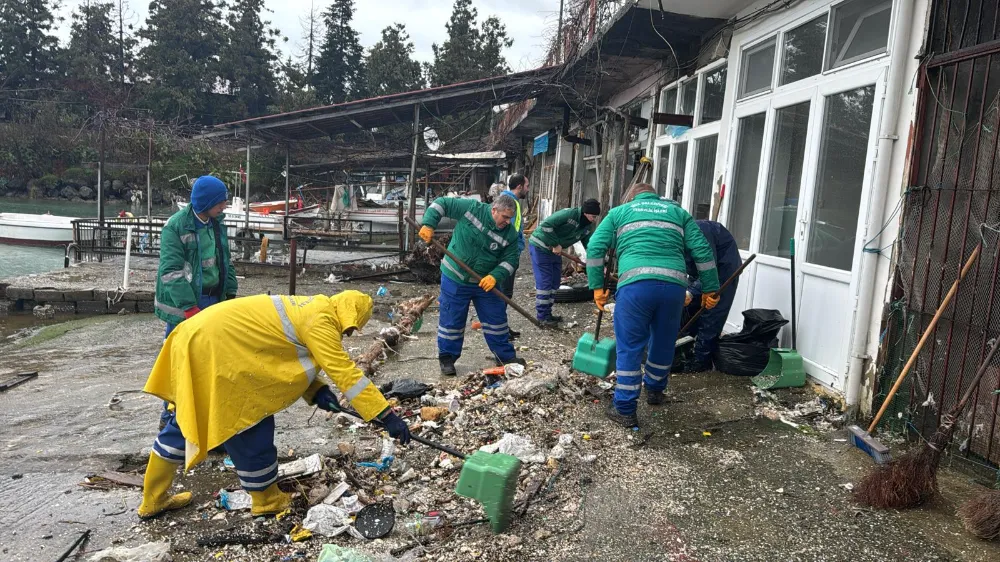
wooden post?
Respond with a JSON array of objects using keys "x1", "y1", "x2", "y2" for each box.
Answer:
[
  {"x1": 397, "y1": 201, "x2": 404, "y2": 258},
  {"x1": 288, "y1": 237, "x2": 297, "y2": 295},
  {"x1": 146, "y1": 122, "x2": 153, "y2": 218},
  {"x1": 284, "y1": 145, "x2": 290, "y2": 240},
  {"x1": 406, "y1": 103, "x2": 421, "y2": 249},
  {"x1": 97, "y1": 117, "x2": 106, "y2": 226},
  {"x1": 244, "y1": 135, "x2": 251, "y2": 230}
]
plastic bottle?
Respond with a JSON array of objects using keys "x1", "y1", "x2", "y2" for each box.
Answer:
[{"x1": 403, "y1": 514, "x2": 444, "y2": 536}]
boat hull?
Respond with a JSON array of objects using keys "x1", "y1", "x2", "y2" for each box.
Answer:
[{"x1": 0, "y1": 213, "x2": 75, "y2": 246}]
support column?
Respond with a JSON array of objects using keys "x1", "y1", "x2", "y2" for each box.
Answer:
[
  {"x1": 284, "y1": 145, "x2": 290, "y2": 240},
  {"x1": 146, "y1": 123, "x2": 153, "y2": 218},
  {"x1": 406, "y1": 103, "x2": 421, "y2": 250},
  {"x1": 245, "y1": 134, "x2": 251, "y2": 230},
  {"x1": 97, "y1": 116, "x2": 106, "y2": 226}
]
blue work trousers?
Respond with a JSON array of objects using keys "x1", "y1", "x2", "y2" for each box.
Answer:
[
  {"x1": 153, "y1": 410, "x2": 278, "y2": 492},
  {"x1": 437, "y1": 274, "x2": 516, "y2": 362},
  {"x1": 687, "y1": 270, "x2": 738, "y2": 369},
  {"x1": 613, "y1": 280, "x2": 686, "y2": 416},
  {"x1": 529, "y1": 245, "x2": 562, "y2": 320}
]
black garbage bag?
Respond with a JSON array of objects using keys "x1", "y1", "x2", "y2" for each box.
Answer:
[
  {"x1": 712, "y1": 309, "x2": 788, "y2": 377},
  {"x1": 379, "y1": 378, "x2": 432, "y2": 399}
]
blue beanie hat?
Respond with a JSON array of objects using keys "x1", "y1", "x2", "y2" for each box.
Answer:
[{"x1": 191, "y1": 176, "x2": 229, "y2": 214}]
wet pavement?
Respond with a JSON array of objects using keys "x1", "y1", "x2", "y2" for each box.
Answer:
[{"x1": 1, "y1": 253, "x2": 998, "y2": 561}]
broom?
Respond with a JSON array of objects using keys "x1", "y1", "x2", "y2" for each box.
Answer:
[
  {"x1": 958, "y1": 489, "x2": 1000, "y2": 540},
  {"x1": 853, "y1": 334, "x2": 1000, "y2": 509}
]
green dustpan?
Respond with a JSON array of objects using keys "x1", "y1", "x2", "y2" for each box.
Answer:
[
  {"x1": 572, "y1": 331, "x2": 616, "y2": 378},
  {"x1": 753, "y1": 238, "x2": 806, "y2": 390}
]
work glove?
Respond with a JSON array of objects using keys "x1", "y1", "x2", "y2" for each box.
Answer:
[
  {"x1": 594, "y1": 289, "x2": 610, "y2": 311},
  {"x1": 313, "y1": 386, "x2": 338, "y2": 411},
  {"x1": 379, "y1": 411, "x2": 411, "y2": 445},
  {"x1": 479, "y1": 275, "x2": 497, "y2": 292},
  {"x1": 183, "y1": 306, "x2": 201, "y2": 319},
  {"x1": 552, "y1": 245, "x2": 563, "y2": 255},
  {"x1": 702, "y1": 292, "x2": 720, "y2": 310},
  {"x1": 685, "y1": 291, "x2": 692, "y2": 307},
  {"x1": 418, "y1": 226, "x2": 434, "y2": 244}
]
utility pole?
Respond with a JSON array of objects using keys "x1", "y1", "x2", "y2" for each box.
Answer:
[
  {"x1": 245, "y1": 134, "x2": 251, "y2": 230},
  {"x1": 406, "y1": 104, "x2": 421, "y2": 249},
  {"x1": 97, "y1": 114, "x2": 106, "y2": 226},
  {"x1": 146, "y1": 121, "x2": 153, "y2": 218}
]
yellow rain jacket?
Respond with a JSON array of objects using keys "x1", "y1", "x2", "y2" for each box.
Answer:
[{"x1": 144, "y1": 290, "x2": 389, "y2": 470}]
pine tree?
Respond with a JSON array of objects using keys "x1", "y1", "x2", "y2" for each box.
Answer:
[
  {"x1": 365, "y1": 24, "x2": 423, "y2": 97},
  {"x1": 137, "y1": 0, "x2": 226, "y2": 122},
  {"x1": 220, "y1": 0, "x2": 280, "y2": 118},
  {"x1": 312, "y1": 0, "x2": 364, "y2": 104},
  {"x1": 298, "y1": 0, "x2": 323, "y2": 90},
  {"x1": 0, "y1": 0, "x2": 60, "y2": 91},
  {"x1": 428, "y1": 0, "x2": 512, "y2": 87},
  {"x1": 112, "y1": 0, "x2": 139, "y2": 89},
  {"x1": 64, "y1": 2, "x2": 129, "y2": 103}
]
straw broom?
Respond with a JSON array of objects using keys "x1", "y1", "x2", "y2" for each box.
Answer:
[
  {"x1": 853, "y1": 335, "x2": 1000, "y2": 509},
  {"x1": 958, "y1": 490, "x2": 1000, "y2": 540}
]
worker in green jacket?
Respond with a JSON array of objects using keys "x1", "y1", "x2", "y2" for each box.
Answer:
[
  {"x1": 528, "y1": 199, "x2": 601, "y2": 326},
  {"x1": 419, "y1": 194, "x2": 525, "y2": 376},
  {"x1": 586, "y1": 184, "x2": 720, "y2": 428},
  {"x1": 154, "y1": 175, "x2": 238, "y2": 430}
]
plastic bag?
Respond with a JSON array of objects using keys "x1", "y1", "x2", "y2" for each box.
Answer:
[
  {"x1": 303, "y1": 504, "x2": 353, "y2": 537},
  {"x1": 88, "y1": 542, "x2": 172, "y2": 562},
  {"x1": 727, "y1": 309, "x2": 788, "y2": 342},
  {"x1": 713, "y1": 338, "x2": 777, "y2": 377},
  {"x1": 380, "y1": 379, "x2": 432, "y2": 400}
]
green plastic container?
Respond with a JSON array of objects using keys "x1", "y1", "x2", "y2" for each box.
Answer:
[
  {"x1": 455, "y1": 451, "x2": 522, "y2": 533},
  {"x1": 751, "y1": 349, "x2": 807, "y2": 389},
  {"x1": 571, "y1": 332, "x2": 617, "y2": 378}
]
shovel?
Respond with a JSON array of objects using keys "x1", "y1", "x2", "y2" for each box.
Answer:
[
  {"x1": 752, "y1": 239, "x2": 806, "y2": 389},
  {"x1": 322, "y1": 399, "x2": 521, "y2": 533},
  {"x1": 405, "y1": 216, "x2": 543, "y2": 329},
  {"x1": 572, "y1": 249, "x2": 617, "y2": 378},
  {"x1": 675, "y1": 253, "x2": 757, "y2": 349}
]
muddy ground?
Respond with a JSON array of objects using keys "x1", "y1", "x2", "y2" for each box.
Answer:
[{"x1": 1, "y1": 253, "x2": 999, "y2": 561}]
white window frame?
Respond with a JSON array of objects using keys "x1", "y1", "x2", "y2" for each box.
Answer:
[
  {"x1": 778, "y1": 13, "x2": 830, "y2": 88},
  {"x1": 738, "y1": 36, "x2": 779, "y2": 100},
  {"x1": 652, "y1": 58, "x2": 727, "y2": 215},
  {"x1": 825, "y1": 0, "x2": 893, "y2": 71}
]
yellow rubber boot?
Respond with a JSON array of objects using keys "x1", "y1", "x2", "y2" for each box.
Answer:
[
  {"x1": 249, "y1": 483, "x2": 291, "y2": 516},
  {"x1": 137, "y1": 453, "x2": 192, "y2": 519}
]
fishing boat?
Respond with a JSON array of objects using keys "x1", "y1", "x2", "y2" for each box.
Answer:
[
  {"x1": 249, "y1": 197, "x2": 301, "y2": 213},
  {"x1": 0, "y1": 212, "x2": 76, "y2": 246}
]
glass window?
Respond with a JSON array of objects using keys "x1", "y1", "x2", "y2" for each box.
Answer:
[
  {"x1": 680, "y1": 79, "x2": 697, "y2": 116},
  {"x1": 728, "y1": 113, "x2": 766, "y2": 249},
  {"x1": 671, "y1": 142, "x2": 688, "y2": 203},
  {"x1": 740, "y1": 38, "x2": 776, "y2": 98},
  {"x1": 656, "y1": 145, "x2": 671, "y2": 197},
  {"x1": 807, "y1": 85, "x2": 876, "y2": 270},
  {"x1": 780, "y1": 15, "x2": 827, "y2": 86},
  {"x1": 701, "y1": 67, "x2": 726, "y2": 124},
  {"x1": 827, "y1": 0, "x2": 892, "y2": 69},
  {"x1": 661, "y1": 86, "x2": 678, "y2": 135},
  {"x1": 691, "y1": 135, "x2": 718, "y2": 220},
  {"x1": 760, "y1": 102, "x2": 810, "y2": 257},
  {"x1": 582, "y1": 167, "x2": 599, "y2": 202}
]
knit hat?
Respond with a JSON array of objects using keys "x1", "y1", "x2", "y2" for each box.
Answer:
[
  {"x1": 191, "y1": 176, "x2": 229, "y2": 214},
  {"x1": 582, "y1": 199, "x2": 601, "y2": 216}
]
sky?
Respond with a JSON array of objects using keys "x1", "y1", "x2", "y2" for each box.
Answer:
[{"x1": 53, "y1": 0, "x2": 563, "y2": 72}]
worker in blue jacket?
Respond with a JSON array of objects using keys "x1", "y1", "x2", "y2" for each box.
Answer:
[{"x1": 682, "y1": 220, "x2": 742, "y2": 372}]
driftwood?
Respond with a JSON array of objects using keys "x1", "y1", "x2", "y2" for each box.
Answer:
[
  {"x1": 403, "y1": 233, "x2": 452, "y2": 283},
  {"x1": 356, "y1": 293, "x2": 437, "y2": 376}
]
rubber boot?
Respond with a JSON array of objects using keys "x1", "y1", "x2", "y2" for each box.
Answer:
[
  {"x1": 439, "y1": 355, "x2": 457, "y2": 377},
  {"x1": 249, "y1": 483, "x2": 291, "y2": 516},
  {"x1": 137, "y1": 453, "x2": 192, "y2": 519}
]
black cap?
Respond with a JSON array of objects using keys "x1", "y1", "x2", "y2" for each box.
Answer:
[{"x1": 582, "y1": 199, "x2": 601, "y2": 216}]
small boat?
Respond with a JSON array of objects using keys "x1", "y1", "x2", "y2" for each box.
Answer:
[
  {"x1": 250, "y1": 197, "x2": 302, "y2": 214},
  {"x1": 0, "y1": 212, "x2": 76, "y2": 246}
]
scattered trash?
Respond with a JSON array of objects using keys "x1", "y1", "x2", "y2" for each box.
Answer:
[
  {"x1": 501, "y1": 375, "x2": 557, "y2": 399},
  {"x1": 323, "y1": 482, "x2": 351, "y2": 505},
  {"x1": 324, "y1": 274, "x2": 343, "y2": 284},
  {"x1": 376, "y1": 286, "x2": 389, "y2": 297},
  {"x1": 223, "y1": 456, "x2": 235, "y2": 469},
  {"x1": 380, "y1": 379, "x2": 432, "y2": 400},
  {"x1": 33, "y1": 304, "x2": 55, "y2": 319},
  {"x1": 403, "y1": 513, "x2": 444, "y2": 536},
  {"x1": 303, "y1": 504, "x2": 353, "y2": 537},
  {"x1": 0, "y1": 372, "x2": 39, "y2": 393},
  {"x1": 277, "y1": 453, "x2": 323, "y2": 480},
  {"x1": 398, "y1": 468, "x2": 417, "y2": 483},
  {"x1": 480, "y1": 433, "x2": 545, "y2": 464},
  {"x1": 80, "y1": 471, "x2": 143, "y2": 490},
  {"x1": 355, "y1": 503, "x2": 396, "y2": 539},
  {"x1": 317, "y1": 544, "x2": 395, "y2": 562},
  {"x1": 341, "y1": 495, "x2": 362, "y2": 514},
  {"x1": 358, "y1": 439, "x2": 395, "y2": 472},
  {"x1": 419, "y1": 406, "x2": 447, "y2": 421},
  {"x1": 217, "y1": 489, "x2": 253, "y2": 511},
  {"x1": 471, "y1": 321, "x2": 482, "y2": 330},
  {"x1": 87, "y1": 541, "x2": 171, "y2": 562},
  {"x1": 504, "y1": 363, "x2": 526, "y2": 377}
]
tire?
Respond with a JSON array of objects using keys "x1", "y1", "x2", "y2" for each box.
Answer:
[{"x1": 553, "y1": 281, "x2": 617, "y2": 303}]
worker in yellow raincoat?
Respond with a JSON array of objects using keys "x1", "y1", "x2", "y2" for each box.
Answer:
[{"x1": 137, "y1": 290, "x2": 410, "y2": 519}]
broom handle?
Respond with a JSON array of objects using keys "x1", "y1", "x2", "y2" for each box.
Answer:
[
  {"x1": 679, "y1": 254, "x2": 757, "y2": 335},
  {"x1": 406, "y1": 217, "x2": 542, "y2": 328},
  {"x1": 868, "y1": 244, "x2": 982, "y2": 433},
  {"x1": 593, "y1": 249, "x2": 617, "y2": 347},
  {"x1": 952, "y1": 332, "x2": 1000, "y2": 417}
]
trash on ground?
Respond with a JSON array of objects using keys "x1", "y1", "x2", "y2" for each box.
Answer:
[
  {"x1": 80, "y1": 471, "x2": 144, "y2": 489},
  {"x1": 87, "y1": 541, "x2": 172, "y2": 562},
  {"x1": 303, "y1": 504, "x2": 353, "y2": 537},
  {"x1": 317, "y1": 544, "x2": 396, "y2": 562},
  {"x1": 380, "y1": 379, "x2": 432, "y2": 400},
  {"x1": 217, "y1": 488, "x2": 253, "y2": 511},
  {"x1": 277, "y1": 453, "x2": 323, "y2": 480},
  {"x1": 354, "y1": 502, "x2": 396, "y2": 539},
  {"x1": 480, "y1": 433, "x2": 545, "y2": 463}
]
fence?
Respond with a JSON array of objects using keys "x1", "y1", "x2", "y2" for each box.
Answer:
[{"x1": 875, "y1": 3, "x2": 1000, "y2": 467}]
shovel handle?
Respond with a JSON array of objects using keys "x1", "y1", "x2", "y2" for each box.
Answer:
[
  {"x1": 326, "y1": 401, "x2": 467, "y2": 459},
  {"x1": 592, "y1": 249, "x2": 617, "y2": 349},
  {"x1": 405, "y1": 216, "x2": 542, "y2": 329},
  {"x1": 679, "y1": 253, "x2": 756, "y2": 336}
]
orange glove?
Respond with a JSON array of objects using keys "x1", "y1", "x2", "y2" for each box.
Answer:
[
  {"x1": 702, "y1": 292, "x2": 720, "y2": 310},
  {"x1": 479, "y1": 275, "x2": 497, "y2": 292},
  {"x1": 594, "y1": 289, "x2": 610, "y2": 311},
  {"x1": 685, "y1": 291, "x2": 692, "y2": 306},
  {"x1": 418, "y1": 225, "x2": 434, "y2": 244},
  {"x1": 183, "y1": 306, "x2": 201, "y2": 319}
]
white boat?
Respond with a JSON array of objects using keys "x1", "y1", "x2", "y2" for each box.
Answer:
[{"x1": 0, "y1": 212, "x2": 76, "y2": 246}]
